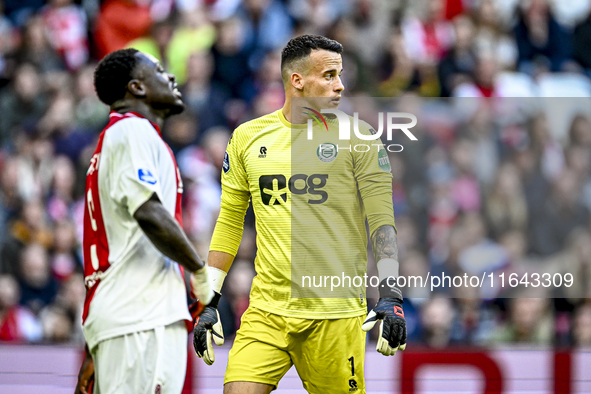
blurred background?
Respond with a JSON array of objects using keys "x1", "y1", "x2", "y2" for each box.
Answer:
[{"x1": 0, "y1": 0, "x2": 590, "y2": 391}]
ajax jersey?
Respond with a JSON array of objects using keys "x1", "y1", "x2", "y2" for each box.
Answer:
[{"x1": 82, "y1": 112, "x2": 189, "y2": 350}]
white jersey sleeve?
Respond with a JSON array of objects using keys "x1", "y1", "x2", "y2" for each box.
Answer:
[{"x1": 108, "y1": 123, "x2": 163, "y2": 216}]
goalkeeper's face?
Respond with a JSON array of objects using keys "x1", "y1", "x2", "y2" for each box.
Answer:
[{"x1": 301, "y1": 49, "x2": 344, "y2": 111}]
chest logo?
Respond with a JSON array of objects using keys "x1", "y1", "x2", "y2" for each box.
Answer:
[
  {"x1": 317, "y1": 143, "x2": 338, "y2": 162},
  {"x1": 259, "y1": 146, "x2": 267, "y2": 158}
]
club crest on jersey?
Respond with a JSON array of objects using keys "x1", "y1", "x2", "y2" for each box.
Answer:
[
  {"x1": 223, "y1": 152, "x2": 230, "y2": 173},
  {"x1": 378, "y1": 149, "x2": 391, "y2": 172},
  {"x1": 138, "y1": 169, "x2": 157, "y2": 185},
  {"x1": 317, "y1": 143, "x2": 338, "y2": 162}
]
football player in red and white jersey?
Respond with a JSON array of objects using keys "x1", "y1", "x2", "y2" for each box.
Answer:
[{"x1": 75, "y1": 48, "x2": 214, "y2": 394}]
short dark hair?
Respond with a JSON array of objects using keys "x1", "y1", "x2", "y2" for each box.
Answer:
[
  {"x1": 94, "y1": 48, "x2": 140, "y2": 105},
  {"x1": 281, "y1": 35, "x2": 343, "y2": 81}
]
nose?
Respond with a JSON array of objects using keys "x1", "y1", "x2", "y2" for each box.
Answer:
[
  {"x1": 335, "y1": 75, "x2": 344, "y2": 93},
  {"x1": 168, "y1": 73, "x2": 176, "y2": 83}
]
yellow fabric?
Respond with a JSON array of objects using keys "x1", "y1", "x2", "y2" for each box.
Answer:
[
  {"x1": 210, "y1": 109, "x2": 395, "y2": 319},
  {"x1": 225, "y1": 306, "x2": 366, "y2": 393}
]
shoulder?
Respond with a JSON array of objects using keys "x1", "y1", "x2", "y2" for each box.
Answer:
[
  {"x1": 103, "y1": 117, "x2": 159, "y2": 148},
  {"x1": 345, "y1": 116, "x2": 378, "y2": 140},
  {"x1": 229, "y1": 111, "x2": 280, "y2": 148}
]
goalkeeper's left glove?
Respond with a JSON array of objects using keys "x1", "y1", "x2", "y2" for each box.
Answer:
[
  {"x1": 193, "y1": 292, "x2": 224, "y2": 365},
  {"x1": 362, "y1": 283, "x2": 407, "y2": 356}
]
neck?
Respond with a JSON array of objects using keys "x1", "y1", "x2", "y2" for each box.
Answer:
[
  {"x1": 110, "y1": 101, "x2": 166, "y2": 129},
  {"x1": 281, "y1": 95, "x2": 293, "y2": 123},
  {"x1": 281, "y1": 92, "x2": 312, "y2": 125}
]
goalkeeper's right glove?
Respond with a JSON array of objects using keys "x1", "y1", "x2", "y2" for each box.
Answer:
[{"x1": 193, "y1": 292, "x2": 224, "y2": 365}]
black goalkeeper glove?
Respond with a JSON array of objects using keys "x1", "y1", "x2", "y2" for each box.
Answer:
[
  {"x1": 193, "y1": 292, "x2": 224, "y2": 365},
  {"x1": 362, "y1": 290, "x2": 407, "y2": 356}
]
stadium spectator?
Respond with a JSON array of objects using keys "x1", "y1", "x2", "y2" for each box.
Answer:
[
  {"x1": 14, "y1": 14, "x2": 64, "y2": 72},
  {"x1": 73, "y1": 64, "x2": 108, "y2": 133},
  {"x1": 572, "y1": 303, "x2": 591, "y2": 346},
  {"x1": 0, "y1": 63, "x2": 47, "y2": 147},
  {"x1": 513, "y1": 0, "x2": 573, "y2": 75},
  {"x1": 491, "y1": 297, "x2": 553, "y2": 344},
  {"x1": 49, "y1": 219, "x2": 80, "y2": 281},
  {"x1": 484, "y1": 162, "x2": 528, "y2": 240},
  {"x1": 0, "y1": 274, "x2": 42, "y2": 342},
  {"x1": 573, "y1": 9, "x2": 591, "y2": 74},
  {"x1": 18, "y1": 243, "x2": 58, "y2": 315},
  {"x1": 419, "y1": 297, "x2": 455, "y2": 348},
  {"x1": 41, "y1": 0, "x2": 89, "y2": 71},
  {"x1": 211, "y1": 16, "x2": 256, "y2": 101},
  {"x1": 529, "y1": 168, "x2": 589, "y2": 256},
  {"x1": 437, "y1": 15, "x2": 476, "y2": 97},
  {"x1": 165, "y1": 6, "x2": 216, "y2": 84},
  {"x1": 180, "y1": 51, "x2": 230, "y2": 135},
  {"x1": 93, "y1": 0, "x2": 152, "y2": 59},
  {"x1": 234, "y1": 0, "x2": 293, "y2": 70}
]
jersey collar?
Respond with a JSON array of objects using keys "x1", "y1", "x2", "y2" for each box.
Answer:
[
  {"x1": 278, "y1": 109, "x2": 307, "y2": 130},
  {"x1": 109, "y1": 111, "x2": 162, "y2": 136}
]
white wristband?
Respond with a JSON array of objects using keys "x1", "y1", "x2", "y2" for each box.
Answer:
[
  {"x1": 376, "y1": 258, "x2": 399, "y2": 283},
  {"x1": 191, "y1": 266, "x2": 214, "y2": 305},
  {"x1": 209, "y1": 266, "x2": 227, "y2": 293}
]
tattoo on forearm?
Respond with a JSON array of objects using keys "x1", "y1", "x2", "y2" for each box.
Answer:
[{"x1": 371, "y1": 225, "x2": 398, "y2": 261}]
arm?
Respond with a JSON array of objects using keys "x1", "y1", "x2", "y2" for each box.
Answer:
[
  {"x1": 74, "y1": 344, "x2": 94, "y2": 394},
  {"x1": 194, "y1": 131, "x2": 250, "y2": 365},
  {"x1": 371, "y1": 225, "x2": 399, "y2": 262},
  {"x1": 371, "y1": 224, "x2": 402, "y2": 300},
  {"x1": 133, "y1": 193, "x2": 212, "y2": 305},
  {"x1": 207, "y1": 250, "x2": 234, "y2": 273},
  {"x1": 352, "y1": 122, "x2": 406, "y2": 355},
  {"x1": 134, "y1": 193, "x2": 205, "y2": 273},
  {"x1": 364, "y1": 225, "x2": 407, "y2": 357}
]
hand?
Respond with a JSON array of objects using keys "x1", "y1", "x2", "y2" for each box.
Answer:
[
  {"x1": 361, "y1": 298, "x2": 407, "y2": 356},
  {"x1": 193, "y1": 292, "x2": 224, "y2": 365},
  {"x1": 74, "y1": 345, "x2": 94, "y2": 394}
]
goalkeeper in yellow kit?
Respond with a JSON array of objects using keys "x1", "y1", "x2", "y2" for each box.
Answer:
[{"x1": 193, "y1": 35, "x2": 407, "y2": 393}]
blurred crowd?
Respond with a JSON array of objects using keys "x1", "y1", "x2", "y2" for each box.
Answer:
[{"x1": 0, "y1": 0, "x2": 591, "y2": 348}]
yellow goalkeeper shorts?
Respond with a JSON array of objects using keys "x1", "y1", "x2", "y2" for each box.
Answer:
[{"x1": 225, "y1": 306, "x2": 366, "y2": 393}]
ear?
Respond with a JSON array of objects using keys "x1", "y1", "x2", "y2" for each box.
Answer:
[
  {"x1": 291, "y1": 72, "x2": 304, "y2": 91},
  {"x1": 128, "y1": 79, "x2": 146, "y2": 98}
]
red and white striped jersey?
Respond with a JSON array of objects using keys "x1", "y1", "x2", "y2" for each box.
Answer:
[{"x1": 82, "y1": 111, "x2": 189, "y2": 350}]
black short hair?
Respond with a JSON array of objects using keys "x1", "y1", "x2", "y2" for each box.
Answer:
[
  {"x1": 281, "y1": 35, "x2": 343, "y2": 81},
  {"x1": 94, "y1": 48, "x2": 140, "y2": 105}
]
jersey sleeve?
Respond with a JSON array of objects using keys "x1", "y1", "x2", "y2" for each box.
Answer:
[
  {"x1": 107, "y1": 119, "x2": 163, "y2": 217},
  {"x1": 209, "y1": 130, "x2": 251, "y2": 256},
  {"x1": 352, "y1": 120, "x2": 396, "y2": 235}
]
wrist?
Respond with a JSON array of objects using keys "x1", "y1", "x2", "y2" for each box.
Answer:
[
  {"x1": 376, "y1": 258, "x2": 401, "y2": 300},
  {"x1": 209, "y1": 266, "x2": 227, "y2": 293},
  {"x1": 209, "y1": 291, "x2": 221, "y2": 308},
  {"x1": 378, "y1": 278, "x2": 403, "y2": 301}
]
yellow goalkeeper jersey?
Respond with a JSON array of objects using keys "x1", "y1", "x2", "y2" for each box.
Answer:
[{"x1": 210, "y1": 109, "x2": 395, "y2": 319}]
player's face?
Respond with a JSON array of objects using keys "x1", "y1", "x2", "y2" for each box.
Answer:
[
  {"x1": 301, "y1": 49, "x2": 344, "y2": 110},
  {"x1": 134, "y1": 52, "x2": 185, "y2": 116}
]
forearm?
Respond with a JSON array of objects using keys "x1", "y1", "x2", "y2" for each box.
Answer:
[
  {"x1": 371, "y1": 225, "x2": 399, "y2": 262},
  {"x1": 208, "y1": 250, "x2": 235, "y2": 273},
  {"x1": 134, "y1": 195, "x2": 205, "y2": 273},
  {"x1": 371, "y1": 225, "x2": 401, "y2": 299}
]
